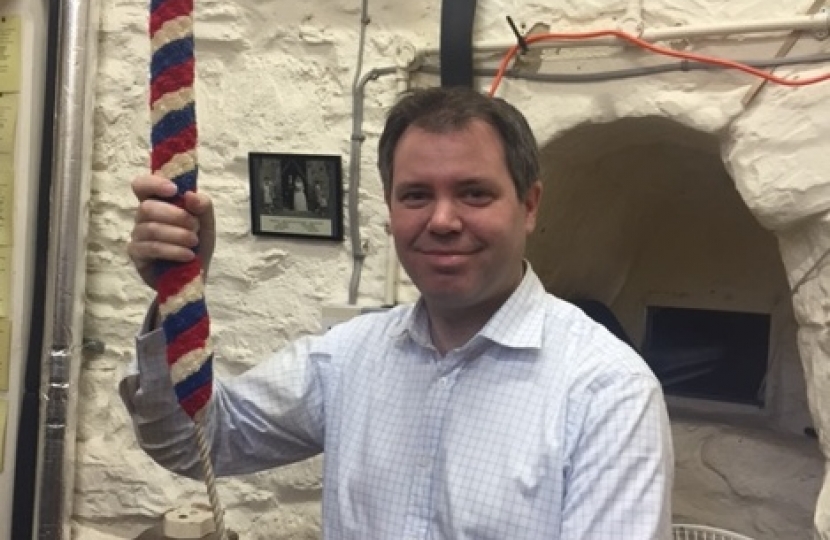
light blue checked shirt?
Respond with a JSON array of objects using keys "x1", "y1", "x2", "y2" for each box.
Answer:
[{"x1": 121, "y1": 267, "x2": 673, "y2": 539}]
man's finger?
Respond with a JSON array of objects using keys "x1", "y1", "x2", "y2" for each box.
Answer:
[
  {"x1": 136, "y1": 199, "x2": 200, "y2": 231},
  {"x1": 131, "y1": 221, "x2": 199, "y2": 248},
  {"x1": 184, "y1": 192, "x2": 215, "y2": 233},
  {"x1": 128, "y1": 240, "x2": 196, "y2": 266},
  {"x1": 132, "y1": 174, "x2": 179, "y2": 201}
]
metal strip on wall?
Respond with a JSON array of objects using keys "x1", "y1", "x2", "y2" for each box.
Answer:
[
  {"x1": 31, "y1": 0, "x2": 99, "y2": 537},
  {"x1": 440, "y1": 0, "x2": 477, "y2": 87}
]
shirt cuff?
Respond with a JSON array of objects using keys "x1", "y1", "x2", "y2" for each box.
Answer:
[
  {"x1": 125, "y1": 301, "x2": 166, "y2": 375},
  {"x1": 120, "y1": 303, "x2": 178, "y2": 415}
]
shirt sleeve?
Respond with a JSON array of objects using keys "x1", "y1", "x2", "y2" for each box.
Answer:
[
  {"x1": 560, "y1": 373, "x2": 674, "y2": 540},
  {"x1": 119, "y1": 306, "x2": 326, "y2": 479}
]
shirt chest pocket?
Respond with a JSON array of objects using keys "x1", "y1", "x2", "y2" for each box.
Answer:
[{"x1": 432, "y1": 413, "x2": 565, "y2": 539}]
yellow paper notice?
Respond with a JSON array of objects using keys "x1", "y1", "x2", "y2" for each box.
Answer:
[
  {"x1": 0, "y1": 246, "x2": 10, "y2": 318},
  {"x1": 0, "y1": 318, "x2": 9, "y2": 391},
  {"x1": 0, "y1": 154, "x2": 9, "y2": 177},
  {"x1": 0, "y1": 398, "x2": 7, "y2": 472},
  {"x1": 0, "y1": 15, "x2": 21, "y2": 93},
  {"x1": 0, "y1": 166, "x2": 11, "y2": 246},
  {"x1": 0, "y1": 93, "x2": 17, "y2": 154}
]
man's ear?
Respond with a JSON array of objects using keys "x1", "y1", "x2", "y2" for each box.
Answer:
[{"x1": 524, "y1": 180, "x2": 543, "y2": 233}]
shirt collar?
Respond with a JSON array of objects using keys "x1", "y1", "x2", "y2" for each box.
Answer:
[{"x1": 392, "y1": 261, "x2": 547, "y2": 353}]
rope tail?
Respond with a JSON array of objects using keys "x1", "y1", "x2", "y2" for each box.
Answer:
[{"x1": 149, "y1": 0, "x2": 227, "y2": 537}]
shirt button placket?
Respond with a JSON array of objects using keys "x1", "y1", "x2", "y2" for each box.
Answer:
[{"x1": 401, "y1": 365, "x2": 458, "y2": 539}]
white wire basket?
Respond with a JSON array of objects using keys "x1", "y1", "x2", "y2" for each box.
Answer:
[{"x1": 672, "y1": 524, "x2": 755, "y2": 540}]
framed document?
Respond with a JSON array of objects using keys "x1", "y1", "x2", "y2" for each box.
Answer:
[{"x1": 248, "y1": 152, "x2": 343, "y2": 240}]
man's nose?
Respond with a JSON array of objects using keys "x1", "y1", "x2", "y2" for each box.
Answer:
[{"x1": 427, "y1": 198, "x2": 462, "y2": 234}]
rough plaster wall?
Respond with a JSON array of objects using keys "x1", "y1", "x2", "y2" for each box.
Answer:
[{"x1": 80, "y1": 0, "x2": 830, "y2": 538}]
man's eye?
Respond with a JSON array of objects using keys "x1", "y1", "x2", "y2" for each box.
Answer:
[
  {"x1": 400, "y1": 191, "x2": 429, "y2": 202},
  {"x1": 462, "y1": 189, "x2": 493, "y2": 204}
]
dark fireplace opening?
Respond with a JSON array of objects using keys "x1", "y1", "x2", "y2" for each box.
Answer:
[{"x1": 642, "y1": 305, "x2": 770, "y2": 406}]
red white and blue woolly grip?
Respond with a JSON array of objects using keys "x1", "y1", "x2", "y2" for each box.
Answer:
[{"x1": 150, "y1": 0, "x2": 213, "y2": 420}]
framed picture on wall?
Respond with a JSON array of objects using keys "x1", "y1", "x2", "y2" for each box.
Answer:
[{"x1": 248, "y1": 152, "x2": 344, "y2": 240}]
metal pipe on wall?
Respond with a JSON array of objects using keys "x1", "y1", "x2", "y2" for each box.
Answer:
[
  {"x1": 33, "y1": 0, "x2": 99, "y2": 536},
  {"x1": 414, "y1": 12, "x2": 830, "y2": 58}
]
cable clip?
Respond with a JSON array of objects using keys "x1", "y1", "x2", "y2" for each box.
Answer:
[{"x1": 506, "y1": 16, "x2": 529, "y2": 54}]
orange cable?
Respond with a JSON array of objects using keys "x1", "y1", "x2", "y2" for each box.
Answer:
[{"x1": 488, "y1": 29, "x2": 830, "y2": 96}]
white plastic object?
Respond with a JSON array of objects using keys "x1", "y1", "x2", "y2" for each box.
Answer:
[
  {"x1": 321, "y1": 304, "x2": 366, "y2": 331},
  {"x1": 162, "y1": 504, "x2": 216, "y2": 539},
  {"x1": 672, "y1": 524, "x2": 755, "y2": 540}
]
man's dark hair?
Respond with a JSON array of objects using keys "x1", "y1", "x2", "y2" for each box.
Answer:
[{"x1": 377, "y1": 86, "x2": 540, "y2": 200}]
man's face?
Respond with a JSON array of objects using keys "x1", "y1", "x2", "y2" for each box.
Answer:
[{"x1": 388, "y1": 120, "x2": 541, "y2": 313}]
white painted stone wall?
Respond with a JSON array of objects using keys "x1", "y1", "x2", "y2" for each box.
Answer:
[{"x1": 79, "y1": 0, "x2": 830, "y2": 538}]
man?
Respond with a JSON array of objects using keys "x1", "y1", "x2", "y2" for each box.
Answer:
[{"x1": 123, "y1": 86, "x2": 674, "y2": 539}]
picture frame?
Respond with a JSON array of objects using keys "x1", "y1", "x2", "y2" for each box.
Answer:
[{"x1": 248, "y1": 152, "x2": 344, "y2": 240}]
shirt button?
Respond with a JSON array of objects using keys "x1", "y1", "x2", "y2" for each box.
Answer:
[{"x1": 438, "y1": 377, "x2": 450, "y2": 388}]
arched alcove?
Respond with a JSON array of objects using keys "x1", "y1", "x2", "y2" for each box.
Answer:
[
  {"x1": 525, "y1": 116, "x2": 823, "y2": 536},
  {"x1": 527, "y1": 116, "x2": 810, "y2": 431}
]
